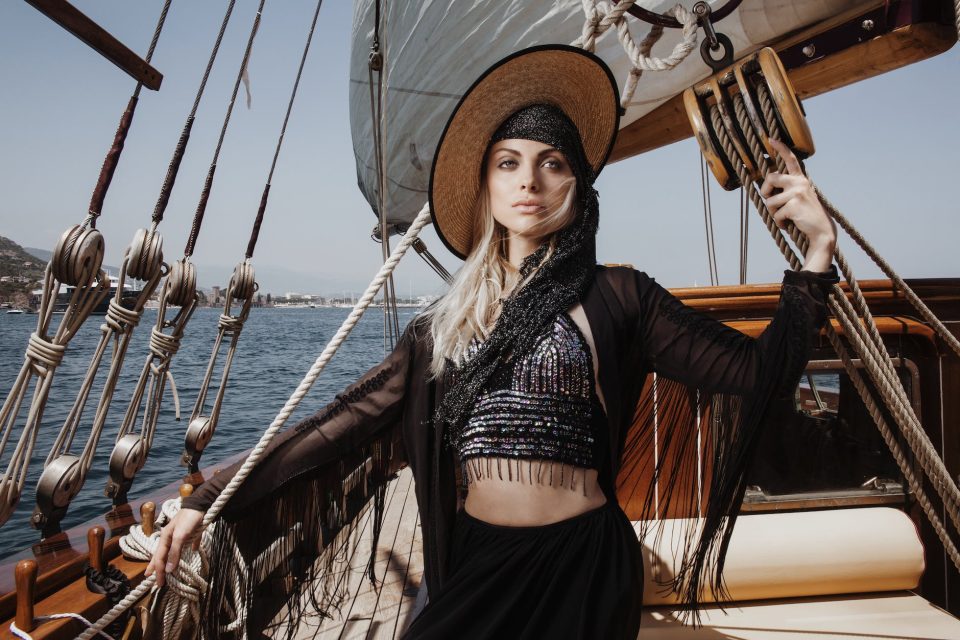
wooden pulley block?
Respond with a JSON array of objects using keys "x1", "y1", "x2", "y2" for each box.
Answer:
[
  {"x1": 684, "y1": 47, "x2": 815, "y2": 189},
  {"x1": 754, "y1": 48, "x2": 814, "y2": 158},
  {"x1": 683, "y1": 87, "x2": 739, "y2": 190}
]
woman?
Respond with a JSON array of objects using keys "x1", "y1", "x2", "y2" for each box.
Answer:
[{"x1": 147, "y1": 45, "x2": 838, "y2": 639}]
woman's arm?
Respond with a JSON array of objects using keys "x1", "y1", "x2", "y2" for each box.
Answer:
[
  {"x1": 146, "y1": 321, "x2": 418, "y2": 587},
  {"x1": 181, "y1": 325, "x2": 416, "y2": 514},
  {"x1": 636, "y1": 265, "x2": 838, "y2": 395},
  {"x1": 640, "y1": 137, "x2": 839, "y2": 392}
]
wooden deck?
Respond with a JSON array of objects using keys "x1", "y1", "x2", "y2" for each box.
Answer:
[{"x1": 286, "y1": 467, "x2": 424, "y2": 639}]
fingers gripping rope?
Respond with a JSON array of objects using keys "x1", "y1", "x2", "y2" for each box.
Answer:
[
  {"x1": 80, "y1": 203, "x2": 434, "y2": 640},
  {"x1": 705, "y1": 76, "x2": 960, "y2": 570}
]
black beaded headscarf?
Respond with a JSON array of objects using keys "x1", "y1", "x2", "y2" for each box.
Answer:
[{"x1": 435, "y1": 103, "x2": 600, "y2": 442}]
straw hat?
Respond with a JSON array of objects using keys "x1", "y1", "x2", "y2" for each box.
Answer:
[{"x1": 429, "y1": 44, "x2": 621, "y2": 260}]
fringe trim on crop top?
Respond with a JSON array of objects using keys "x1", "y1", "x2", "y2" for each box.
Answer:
[{"x1": 451, "y1": 312, "x2": 607, "y2": 494}]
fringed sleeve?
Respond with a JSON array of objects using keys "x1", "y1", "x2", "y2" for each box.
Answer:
[
  {"x1": 615, "y1": 266, "x2": 839, "y2": 616},
  {"x1": 180, "y1": 324, "x2": 417, "y2": 639}
]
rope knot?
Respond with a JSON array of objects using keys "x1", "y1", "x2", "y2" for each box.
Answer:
[
  {"x1": 26, "y1": 333, "x2": 66, "y2": 370},
  {"x1": 218, "y1": 314, "x2": 244, "y2": 333},
  {"x1": 104, "y1": 298, "x2": 141, "y2": 333},
  {"x1": 149, "y1": 328, "x2": 181, "y2": 362}
]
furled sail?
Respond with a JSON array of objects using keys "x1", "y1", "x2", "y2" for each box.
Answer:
[{"x1": 349, "y1": 0, "x2": 875, "y2": 229}]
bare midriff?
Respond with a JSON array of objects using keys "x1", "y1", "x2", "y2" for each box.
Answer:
[
  {"x1": 462, "y1": 457, "x2": 607, "y2": 526},
  {"x1": 460, "y1": 304, "x2": 608, "y2": 526}
]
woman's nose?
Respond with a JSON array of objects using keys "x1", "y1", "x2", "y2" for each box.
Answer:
[{"x1": 520, "y1": 167, "x2": 539, "y2": 192}]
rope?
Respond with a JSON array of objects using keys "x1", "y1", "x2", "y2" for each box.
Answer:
[
  {"x1": 699, "y1": 154, "x2": 719, "y2": 286},
  {"x1": 117, "y1": 497, "x2": 242, "y2": 639},
  {"x1": 81, "y1": 203, "x2": 433, "y2": 640},
  {"x1": 184, "y1": 0, "x2": 267, "y2": 258},
  {"x1": 243, "y1": 0, "x2": 323, "y2": 261},
  {"x1": 9, "y1": 613, "x2": 116, "y2": 640},
  {"x1": 572, "y1": 1, "x2": 699, "y2": 106},
  {"x1": 105, "y1": 262, "x2": 198, "y2": 501},
  {"x1": 0, "y1": 237, "x2": 110, "y2": 528},
  {"x1": 813, "y1": 186, "x2": 960, "y2": 360},
  {"x1": 151, "y1": 0, "x2": 238, "y2": 226},
  {"x1": 183, "y1": 267, "x2": 255, "y2": 470},
  {"x1": 702, "y1": 74, "x2": 960, "y2": 568},
  {"x1": 34, "y1": 235, "x2": 168, "y2": 532},
  {"x1": 186, "y1": 0, "x2": 323, "y2": 470}
]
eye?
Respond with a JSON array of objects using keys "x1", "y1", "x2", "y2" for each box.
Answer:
[
  {"x1": 496, "y1": 158, "x2": 518, "y2": 169},
  {"x1": 542, "y1": 157, "x2": 565, "y2": 170}
]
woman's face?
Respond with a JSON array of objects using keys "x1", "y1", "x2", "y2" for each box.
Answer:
[{"x1": 485, "y1": 138, "x2": 574, "y2": 240}]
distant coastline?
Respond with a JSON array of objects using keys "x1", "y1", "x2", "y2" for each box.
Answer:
[{"x1": 1, "y1": 234, "x2": 440, "y2": 312}]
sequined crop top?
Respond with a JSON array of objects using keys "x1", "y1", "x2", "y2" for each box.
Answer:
[{"x1": 452, "y1": 312, "x2": 606, "y2": 487}]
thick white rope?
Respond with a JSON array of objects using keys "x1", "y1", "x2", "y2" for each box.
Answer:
[
  {"x1": 80, "y1": 203, "x2": 433, "y2": 640},
  {"x1": 9, "y1": 613, "x2": 116, "y2": 640},
  {"x1": 572, "y1": 1, "x2": 699, "y2": 106}
]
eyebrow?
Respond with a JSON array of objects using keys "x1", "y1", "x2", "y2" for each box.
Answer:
[{"x1": 491, "y1": 147, "x2": 563, "y2": 158}]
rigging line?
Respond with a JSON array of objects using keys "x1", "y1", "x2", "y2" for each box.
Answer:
[
  {"x1": 0, "y1": 1, "x2": 174, "y2": 532},
  {"x1": 710, "y1": 92, "x2": 960, "y2": 563},
  {"x1": 743, "y1": 188, "x2": 749, "y2": 282},
  {"x1": 184, "y1": 0, "x2": 322, "y2": 472},
  {"x1": 81, "y1": 204, "x2": 435, "y2": 640},
  {"x1": 699, "y1": 154, "x2": 718, "y2": 286},
  {"x1": 368, "y1": 0, "x2": 400, "y2": 350},
  {"x1": 185, "y1": 0, "x2": 267, "y2": 258},
  {"x1": 151, "y1": 0, "x2": 238, "y2": 226},
  {"x1": 246, "y1": 0, "x2": 324, "y2": 259},
  {"x1": 88, "y1": 0, "x2": 173, "y2": 223}
]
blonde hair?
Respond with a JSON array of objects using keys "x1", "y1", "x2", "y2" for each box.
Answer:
[{"x1": 425, "y1": 176, "x2": 578, "y2": 378}]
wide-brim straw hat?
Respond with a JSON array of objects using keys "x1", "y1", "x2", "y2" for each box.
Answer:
[{"x1": 430, "y1": 44, "x2": 621, "y2": 260}]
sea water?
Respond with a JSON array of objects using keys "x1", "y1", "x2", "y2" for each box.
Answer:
[{"x1": 0, "y1": 306, "x2": 418, "y2": 559}]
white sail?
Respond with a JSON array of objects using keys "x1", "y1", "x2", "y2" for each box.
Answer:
[{"x1": 349, "y1": 0, "x2": 875, "y2": 227}]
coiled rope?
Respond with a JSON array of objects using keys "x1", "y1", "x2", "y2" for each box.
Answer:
[
  {"x1": 83, "y1": 203, "x2": 433, "y2": 639},
  {"x1": 572, "y1": 1, "x2": 699, "y2": 106},
  {"x1": 705, "y1": 79, "x2": 960, "y2": 569}
]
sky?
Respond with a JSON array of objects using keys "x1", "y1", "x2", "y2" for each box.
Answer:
[{"x1": 1, "y1": 1, "x2": 958, "y2": 296}]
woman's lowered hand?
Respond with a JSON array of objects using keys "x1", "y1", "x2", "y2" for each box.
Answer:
[
  {"x1": 758, "y1": 138, "x2": 837, "y2": 271},
  {"x1": 144, "y1": 507, "x2": 204, "y2": 587}
]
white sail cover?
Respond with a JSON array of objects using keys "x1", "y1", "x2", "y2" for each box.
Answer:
[{"x1": 349, "y1": 0, "x2": 874, "y2": 228}]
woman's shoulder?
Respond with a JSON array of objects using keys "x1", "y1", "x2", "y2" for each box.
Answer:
[{"x1": 591, "y1": 263, "x2": 657, "y2": 300}]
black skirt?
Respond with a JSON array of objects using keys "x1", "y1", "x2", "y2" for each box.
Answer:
[{"x1": 402, "y1": 499, "x2": 644, "y2": 639}]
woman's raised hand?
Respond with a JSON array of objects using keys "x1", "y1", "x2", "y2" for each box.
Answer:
[
  {"x1": 144, "y1": 507, "x2": 204, "y2": 587},
  {"x1": 758, "y1": 138, "x2": 837, "y2": 270}
]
